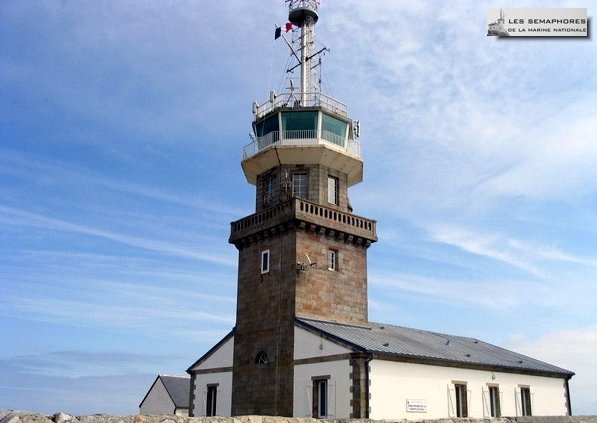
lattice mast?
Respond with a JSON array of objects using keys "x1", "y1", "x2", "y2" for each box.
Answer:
[{"x1": 287, "y1": 0, "x2": 320, "y2": 104}]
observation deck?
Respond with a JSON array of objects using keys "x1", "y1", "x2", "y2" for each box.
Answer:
[{"x1": 242, "y1": 91, "x2": 363, "y2": 187}]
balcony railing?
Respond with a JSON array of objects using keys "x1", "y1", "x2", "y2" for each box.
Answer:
[
  {"x1": 254, "y1": 91, "x2": 349, "y2": 119},
  {"x1": 243, "y1": 130, "x2": 361, "y2": 160},
  {"x1": 229, "y1": 198, "x2": 377, "y2": 245}
]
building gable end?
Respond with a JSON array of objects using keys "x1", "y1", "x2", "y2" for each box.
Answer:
[{"x1": 187, "y1": 330, "x2": 234, "y2": 373}]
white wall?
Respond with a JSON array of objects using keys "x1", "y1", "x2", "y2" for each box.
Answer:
[
  {"x1": 174, "y1": 408, "x2": 188, "y2": 417},
  {"x1": 140, "y1": 379, "x2": 175, "y2": 415},
  {"x1": 293, "y1": 326, "x2": 353, "y2": 418},
  {"x1": 294, "y1": 326, "x2": 351, "y2": 360},
  {"x1": 190, "y1": 336, "x2": 234, "y2": 417},
  {"x1": 193, "y1": 371, "x2": 233, "y2": 417},
  {"x1": 369, "y1": 360, "x2": 569, "y2": 420},
  {"x1": 191, "y1": 336, "x2": 234, "y2": 371},
  {"x1": 293, "y1": 360, "x2": 353, "y2": 418}
]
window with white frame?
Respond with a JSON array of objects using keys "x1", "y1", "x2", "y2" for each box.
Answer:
[
  {"x1": 454, "y1": 383, "x2": 468, "y2": 417},
  {"x1": 489, "y1": 385, "x2": 501, "y2": 417},
  {"x1": 327, "y1": 175, "x2": 338, "y2": 205},
  {"x1": 327, "y1": 249, "x2": 337, "y2": 271},
  {"x1": 263, "y1": 176, "x2": 274, "y2": 205},
  {"x1": 312, "y1": 377, "x2": 329, "y2": 418},
  {"x1": 205, "y1": 384, "x2": 218, "y2": 416},
  {"x1": 520, "y1": 387, "x2": 532, "y2": 416},
  {"x1": 261, "y1": 250, "x2": 270, "y2": 274},
  {"x1": 292, "y1": 173, "x2": 307, "y2": 198}
]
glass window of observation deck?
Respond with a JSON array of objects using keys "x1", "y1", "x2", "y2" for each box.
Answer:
[
  {"x1": 255, "y1": 114, "x2": 279, "y2": 137},
  {"x1": 281, "y1": 111, "x2": 317, "y2": 138},
  {"x1": 322, "y1": 113, "x2": 347, "y2": 146}
]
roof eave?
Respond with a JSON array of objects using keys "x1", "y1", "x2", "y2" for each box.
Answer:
[
  {"x1": 186, "y1": 328, "x2": 235, "y2": 374},
  {"x1": 369, "y1": 351, "x2": 575, "y2": 379}
]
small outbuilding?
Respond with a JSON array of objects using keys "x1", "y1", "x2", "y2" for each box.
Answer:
[{"x1": 139, "y1": 375, "x2": 190, "y2": 416}]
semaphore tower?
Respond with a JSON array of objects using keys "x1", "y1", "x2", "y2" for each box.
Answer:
[{"x1": 228, "y1": 0, "x2": 377, "y2": 416}]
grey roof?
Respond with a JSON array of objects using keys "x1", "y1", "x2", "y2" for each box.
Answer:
[
  {"x1": 159, "y1": 375, "x2": 190, "y2": 409},
  {"x1": 297, "y1": 317, "x2": 574, "y2": 378}
]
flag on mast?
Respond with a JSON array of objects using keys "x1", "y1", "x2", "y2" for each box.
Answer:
[{"x1": 274, "y1": 22, "x2": 294, "y2": 39}]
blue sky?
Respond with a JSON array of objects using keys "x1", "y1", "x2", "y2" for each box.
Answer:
[{"x1": 1, "y1": 0, "x2": 596, "y2": 416}]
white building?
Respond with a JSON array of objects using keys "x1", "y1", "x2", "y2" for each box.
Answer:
[
  {"x1": 139, "y1": 375, "x2": 190, "y2": 416},
  {"x1": 188, "y1": 319, "x2": 572, "y2": 419}
]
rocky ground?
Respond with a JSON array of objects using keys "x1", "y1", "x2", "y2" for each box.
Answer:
[{"x1": 1, "y1": 411, "x2": 596, "y2": 423}]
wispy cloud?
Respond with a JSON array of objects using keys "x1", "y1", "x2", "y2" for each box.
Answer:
[
  {"x1": 0, "y1": 148, "x2": 244, "y2": 219},
  {"x1": 427, "y1": 224, "x2": 597, "y2": 277},
  {"x1": 6, "y1": 295, "x2": 235, "y2": 330},
  {"x1": 0, "y1": 205, "x2": 236, "y2": 266},
  {"x1": 370, "y1": 271, "x2": 545, "y2": 311}
]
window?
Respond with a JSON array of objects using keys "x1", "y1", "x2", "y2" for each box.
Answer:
[
  {"x1": 327, "y1": 249, "x2": 337, "y2": 271},
  {"x1": 489, "y1": 386, "x2": 501, "y2": 417},
  {"x1": 521, "y1": 387, "x2": 532, "y2": 416},
  {"x1": 255, "y1": 351, "x2": 270, "y2": 365},
  {"x1": 206, "y1": 384, "x2": 217, "y2": 416},
  {"x1": 292, "y1": 173, "x2": 307, "y2": 198},
  {"x1": 264, "y1": 176, "x2": 274, "y2": 205},
  {"x1": 327, "y1": 176, "x2": 338, "y2": 205},
  {"x1": 261, "y1": 250, "x2": 270, "y2": 274},
  {"x1": 312, "y1": 378, "x2": 328, "y2": 418},
  {"x1": 281, "y1": 111, "x2": 318, "y2": 138},
  {"x1": 454, "y1": 383, "x2": 468, "y2": 417},
  {"x1": 321, "y1": 113, "x2": 348, "y2": 146}
]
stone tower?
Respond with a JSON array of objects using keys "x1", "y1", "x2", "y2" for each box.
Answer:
[{"x1": 228, "y1": 0, "x2": 377, "y2": 416}]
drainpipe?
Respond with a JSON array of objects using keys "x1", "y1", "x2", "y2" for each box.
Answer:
[
  {"x1": 565, "y1": 376, "x2": 573, "y2": 416},
  {"x1": 365, "y1": 355, "x2": 372, "y2": 418}
]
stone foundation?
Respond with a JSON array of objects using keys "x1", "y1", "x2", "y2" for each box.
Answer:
[{"x1": 2, "y1": 411, "x2": 597, "y2": 423}]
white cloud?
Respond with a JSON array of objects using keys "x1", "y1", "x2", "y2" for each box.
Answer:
[
  {"x1": 427, "y1": 223, "x2": 597, "y2": 277},
  {"x1": 510, "y1": 326, "x2": 597, "y2": 415}
]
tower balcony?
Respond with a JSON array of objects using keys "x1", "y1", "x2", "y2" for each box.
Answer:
[
  {"x1": 242, "y1": 129, "x2": 361, "y2": 160},
  {"x1": 242, "y1": 92, "x2": 363, "y2": 187},
  {"x1": 229, "y1": 197, "x2": 377, "y2": 247}
]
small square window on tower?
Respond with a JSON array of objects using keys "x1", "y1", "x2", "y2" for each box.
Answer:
[
  {"x1": 327, "y1": 249, "x2": 337, "y2": 271},
  {"x1": 327, "y1": 176, "x2": 338, "y2": 205},
  {"x1": 261, "y1": 250, "x2": 270, "y2": 274}
]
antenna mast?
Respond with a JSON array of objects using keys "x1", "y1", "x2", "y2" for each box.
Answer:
[{"x1": 287, "y1": 0, "x2": 320, "y2": 105}]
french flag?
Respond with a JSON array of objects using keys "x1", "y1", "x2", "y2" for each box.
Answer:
[{"x1": 274, "y1": 22, "x2": 294, "y2": 39}]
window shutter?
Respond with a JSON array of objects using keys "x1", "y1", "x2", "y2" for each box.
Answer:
[
  {"x1": 447, "y1": 385, "x2": 455, "y2": 417},
  {"x1": 328, "y1": 379, "x2": 336, "y2": 418},
  {"x1": 201, "y1": 389, "x2": 207, "y2": 417},
  {"x1": 306, "y1": 384, "x2": 313, "y2": 417},
  {"x1": 482, "y1": 388, "x2": 489, "y2": 417}
]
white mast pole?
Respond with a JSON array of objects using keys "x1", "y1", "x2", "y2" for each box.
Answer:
[{"x1": 288, "y1": 0, "x2": 319, "y2": 106}]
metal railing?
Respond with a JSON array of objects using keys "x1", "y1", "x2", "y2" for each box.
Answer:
[
  {"x1": 254, "y1": 91, "x2": 349, "y2": 119},
  {"x1": 243, "y1": 130, "x2": 361, "y2": 160}
]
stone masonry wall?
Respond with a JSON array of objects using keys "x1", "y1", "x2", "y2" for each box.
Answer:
[
  {"x1": 3, "y1": 411, "x2": 597, "y2": 423},
  {"x1": 295, "y1": 229, "x2": 368, "y2": 324}
]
